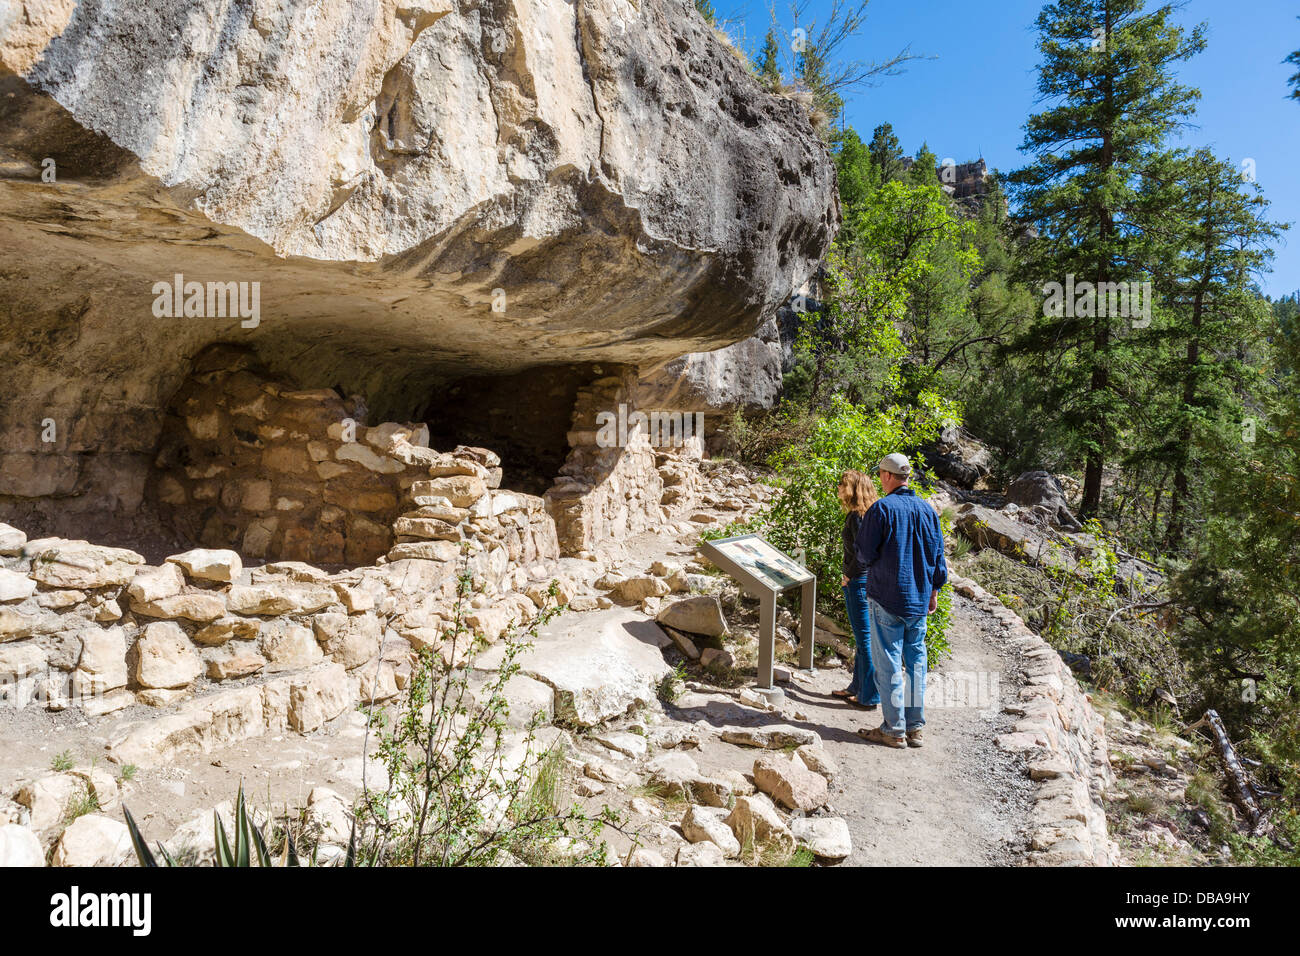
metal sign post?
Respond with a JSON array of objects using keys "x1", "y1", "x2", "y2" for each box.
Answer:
[{"x1": 699, "y1": 534, "x2": 816, "y2": 693}]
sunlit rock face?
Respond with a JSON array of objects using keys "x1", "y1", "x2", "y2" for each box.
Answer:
[{"x1": 0, "y1": 0, "x2": 837, "y2": 537}]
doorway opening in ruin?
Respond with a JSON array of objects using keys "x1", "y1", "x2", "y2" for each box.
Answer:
[{"x1": 419, "y1": 364, "x2": 599, "y2": 497}]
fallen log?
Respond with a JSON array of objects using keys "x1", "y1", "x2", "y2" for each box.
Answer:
[{"x1": 1185, "y1": 709, "x2": 1265, "y2": 833}]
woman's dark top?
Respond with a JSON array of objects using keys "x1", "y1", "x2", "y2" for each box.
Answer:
[{"x1": 842, "y1": 510, "x2": 868, "y2": 580}]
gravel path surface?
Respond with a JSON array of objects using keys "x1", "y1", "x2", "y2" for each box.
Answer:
[{"x1": 679, "y1": 593, "x2": 1035, "y2": 865}]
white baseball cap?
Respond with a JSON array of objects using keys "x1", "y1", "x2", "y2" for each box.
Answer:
[{"x1": 878, "y1": 453, "x2": 912, "y2": 476}]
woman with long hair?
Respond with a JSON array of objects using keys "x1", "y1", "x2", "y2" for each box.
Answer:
[{"x1": 832, "y1": 469, "x2": 880, "y2": 709}]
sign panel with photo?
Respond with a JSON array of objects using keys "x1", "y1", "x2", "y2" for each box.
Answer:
[
  {"x1": 707, "y1": 534, "x2": 815, "y2": 592},
  {"x1": 699, "y1": 533, "x2": 816, "y2": 691}
]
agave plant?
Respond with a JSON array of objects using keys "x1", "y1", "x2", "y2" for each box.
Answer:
[{"x1": 123, "y1": 781, "x2": 348, "y2": 867}]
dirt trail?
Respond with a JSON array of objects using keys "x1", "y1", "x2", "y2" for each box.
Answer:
[
  {"x1": 797, "y1": 596, "x2": 1033, "y2": 864},
  {"x1": 646, "y1": 592, "x2": 1032, "y2": 865},
  {"x1": 584, "y1": 518, "x2": 1037, "y2": 866}
]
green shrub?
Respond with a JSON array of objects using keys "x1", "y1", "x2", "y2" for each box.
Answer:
[{"x1": 762, "y1": 395, "x2": 958, "y2": 663}]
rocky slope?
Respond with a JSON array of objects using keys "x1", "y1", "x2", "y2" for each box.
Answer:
[
  {"x1": 0, "y1": 0, "x2": 837, "y2": 536},
  {"x1": 0, "y1": 456, "x2": 1125, "y2": 867}
]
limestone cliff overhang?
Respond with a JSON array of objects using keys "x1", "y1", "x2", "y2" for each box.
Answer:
[{"x1": 0, "y1": 0, "x2": 839, "y2": 423}]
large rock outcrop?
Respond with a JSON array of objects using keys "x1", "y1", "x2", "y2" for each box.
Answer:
[{"x1": 0, "y1": 0, "x2": 838, "y2": 538}]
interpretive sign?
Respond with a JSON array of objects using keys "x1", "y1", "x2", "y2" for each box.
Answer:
[{"x1": 699, "y1": 534, "x2": 816, "y2": 691}]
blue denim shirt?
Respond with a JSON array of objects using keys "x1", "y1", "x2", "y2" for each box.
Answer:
[{"x1": 854, "y1": 486, "x2": 947, "y2": 618}]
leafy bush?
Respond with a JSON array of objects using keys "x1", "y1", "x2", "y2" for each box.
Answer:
[
  {"x1": 764, "y1": 395, "x2": 953, "y2": 583},
  {"x1": 762, "y1": 395, "x2": 959, "y2": 662},
  {"x1": 717, "y1": 407, "x2": 815, "y2": 466}
]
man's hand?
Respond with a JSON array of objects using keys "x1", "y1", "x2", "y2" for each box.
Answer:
[
  {"x1": 928, "y1": 591, "x2": 938, "y2": 614},
  {"x1": 841, "y1": 575, "x2": 849, "y2": 588}
]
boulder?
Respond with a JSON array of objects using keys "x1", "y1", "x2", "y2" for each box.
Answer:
[
  {"x1": 107, "y1": 686, "x2": 267, "y2": 767},
  {"x1": 724, "y1": 794, "x2": 795, "y2": 853},
  {"x1": 132, "y1": 591, "x2": 227, "y2": 623},
  {"x1": 0, "y1": 824, "x2": 43, "y2": 866},
  {"x1": 0, "y1": 643, "x2": 46, "y2": 682},
  {"x1": 305, "y1": 787, "x2": 352, "y2": 845},
  {"x1": 26, "y1": 543, "x2": 144, "y2": 590},
  {"x1": 260, "y1": 621, "x2": 325, "y2": 670},
  {"x1": 227, "y1": 584, "x2": 335, "y2": 616},
  {"x1": 135, "y1": 621, "x2": 202, "y2": 689},
  {"x1": 467, "y1": 671, "x2": 554, "y2": 730},
  {"x1": 790, "y1": 816, "x2": 852, "y2": 861},
  {"x1": 612, "y1": 576, "x2": 671, "y2": 603},
  {"x1": 126, "y1": 563, "x2": 185, "y2": 605},
  {"x1": 680, "y1": 805, "x2": 740, "y2": 858},
  {"x1": 956, "y1": 505, "x2": 1044, "y2": 557},
  {"x1": 0, "y1": 568, "x2": 36, "y2": 603},
  {"x1": 646, "y1": 751, "x2": 702, "y2": 794},
  {"x1": 411, "y1": 476, "x2": 486, "y2": 509},
  {"x1": 795, "y1": 744, "x2": 839, "y2": 780},
  {"x1": 675, "y1": 841, "x2": 727, "y2": 867},
  {"x1": 288, "y1": 663, "x2": 351, "y2": 732},
  {"x1": 51, "y1": 814, "x2": 132, "y2": 867},
  {"x1": 0, "y1": 523, "x2": 26, "y2": 555},
  {"x1": 917, "y1": 425, "x2": 995, "y2": 488},
  {"x1": 699, "y1": 647, "x2": 734, "y2": 669},
  {"x1": 663, "y1": 626, "x2": 701, "y2": 661},
  {"x1": 506, "y1": 608, "x2": 672, "y2": 727},
  {"x1": 311, "y1": 612, "x2": 382, "y2": 670},
  {"x1": 656, "y1": 595, "x2": 729, "y2": 637},
  {"x1": 206, "y1": 649, "x2": 267, "y2": 681},
  {"x1": 1006, "y1": 471, "x2": 1083, "y2": 531},
  {"x1": 645, "y1": 752, "x2": 735, "y2": 807},
  {"x1": 626, "y1": 847, "x2": 668, "y2": 867},
  {"x1": 166, "y1": 548, "x2": 243, "y2": 583},
  {"x1": 193, "y1": 617, "x2": 261, "y2": 646},
  {"x1": 591, "y1": 731, "x2": 648, "y2": 759},
  {"x1": 753, "y1": 753, "x2": 828, "y2": 812},
  {"x1": 0, "y1": 606, "x2": 46, "y2": 642},
  {"x1": 72, "y1": 626, "x2": 129, "y2": 697},
  {"x1": 16, "y1": 772, "x2": 84, "y2": 831},
  {"x1": 358, "y1": 661, "x2": 401, "y2": 704},
  {"x1": 720, "y1": 724, "x2": 821, "y2": 749}
]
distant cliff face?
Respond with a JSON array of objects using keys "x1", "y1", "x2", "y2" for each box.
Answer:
[{"x1": 0, "y1": 0, "x2": 838, "y2": 526}]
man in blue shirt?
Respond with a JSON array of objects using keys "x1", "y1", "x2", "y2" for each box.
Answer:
[{"x1": 854, "y1": 453, "x2": 947, "y2": 748}]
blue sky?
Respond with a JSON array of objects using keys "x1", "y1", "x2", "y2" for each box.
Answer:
[{"x1": 713, "y1": 0, "x2": 1299, "y2": 299}]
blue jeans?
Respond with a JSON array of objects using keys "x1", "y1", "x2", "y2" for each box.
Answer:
[
  {"x1": 842, "y1": 577, "x2": 879, "y2": 706},
  {"x1": 868, "y1": 597, "x2": 927, "y2": 736}
]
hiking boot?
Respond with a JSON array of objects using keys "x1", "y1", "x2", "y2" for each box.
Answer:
[
  {"x1": 907, "y1": 729, "x2": 924, "y2": 748},
  {"x1": 857, "y1": 726, "x2": 906, "y2": 749}
]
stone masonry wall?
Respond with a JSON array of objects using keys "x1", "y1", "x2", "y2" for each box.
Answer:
[
  {"x1": 545, "y1": 369, "x2": 703, "y2": 555},
  {"x1": 951, "y1": 573, "x2": 1117, "y2": 866},
  {"x1": 0, "y1": 345, "x2": 570, "y2": 741},
  {"x1": 153, "y1": 346, "x2": 427, "y2": 566}
]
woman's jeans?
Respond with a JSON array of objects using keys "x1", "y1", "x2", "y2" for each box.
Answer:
[{"x1": 842, "y1": 576, "x2": 879, "y2": 706}]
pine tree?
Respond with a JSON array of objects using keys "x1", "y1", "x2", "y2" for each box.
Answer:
[
  {"x1": 1137, "y1": 149, "x2": 1281, "y2": 546},
  {"x1": 796, "y1": 41, "x2": 846, "y2": 129},
  {"x1": 908, "y1": 143, "x2": 939, "y2": 186},
  {"x1": 1170, "y1": 327, "x2": 1300, "y2": 848},
  {"x1": 867, "y1": 123, "x2": 905, "y2": 183},
  {"x1": 756, "y1": 29, "x2": 783, "y2": 88},
  {"x1": 1007, "y1": 0, "x2": 1206, "y2": 515}
]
